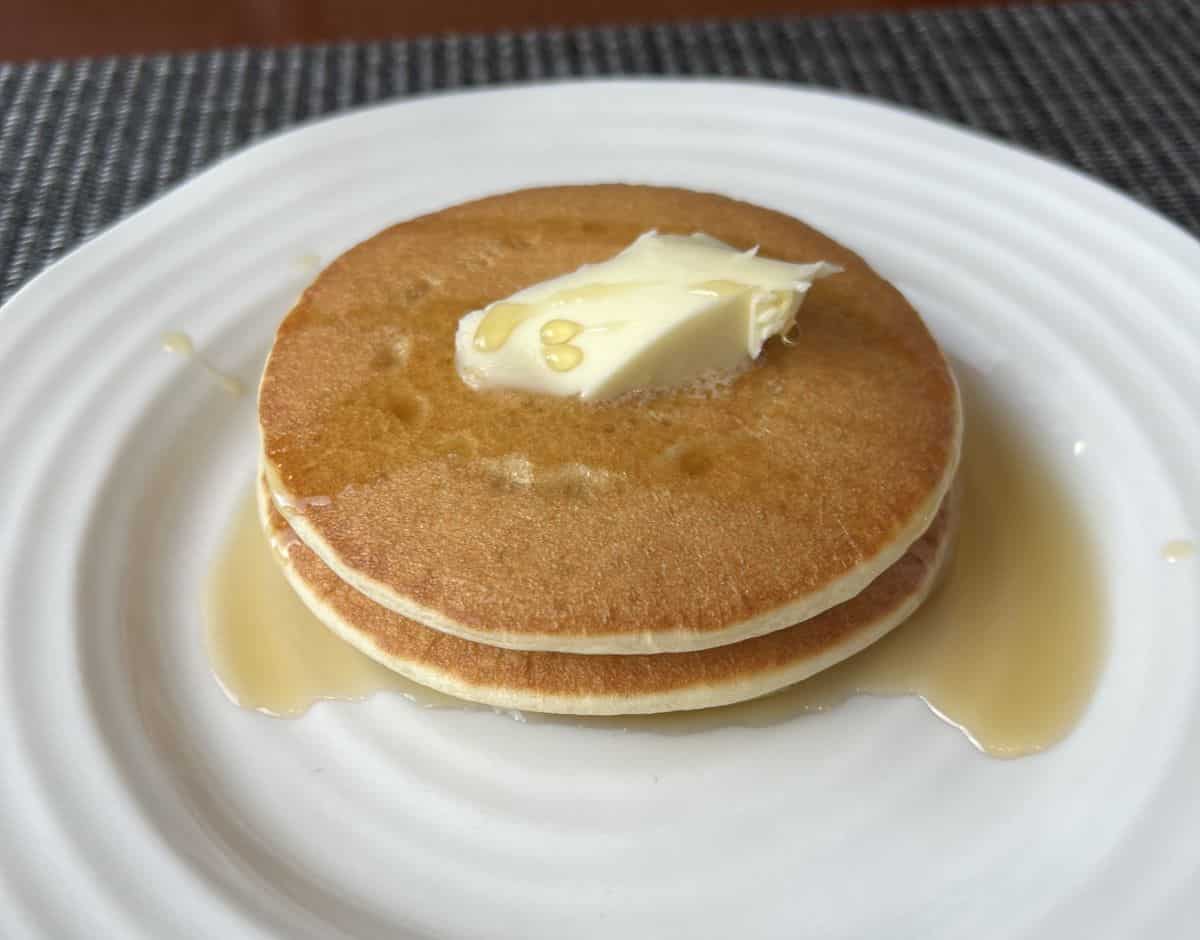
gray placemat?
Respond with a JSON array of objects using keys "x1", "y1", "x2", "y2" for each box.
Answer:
[{"x1": 1, "y1": 0, "x2": 1197, "y2": 304}]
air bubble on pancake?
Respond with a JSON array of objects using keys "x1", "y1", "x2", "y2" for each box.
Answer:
[
  {"x1": 369, "y1": 336, "x2": 412, "y2": 370},
  {"x1": 369, "y1": 348, "x2": 393, "y2": 369},
  {"x1": 679, "y1": 450, "x2": 713, "y2": 477},
  {"x1": 404, "y1": 278, "x2": 435, "y2": 303},
  {"x1": 387, "y1": 390, "x2": 428, "y2": 424},
  {"x1": 661, "y1": 440, "x2": 715, "y2": 478},
  {"x1": 502, "y1": 233, "x2": 540, "y2": 250}
]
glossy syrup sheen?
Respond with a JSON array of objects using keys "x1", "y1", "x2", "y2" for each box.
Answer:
[
  {"x1": 208, "y1": 377, "x2": 1107, "y2": 757},
  {"x1": 472, "y1": 283, "x2": 647, "y2": 353}
]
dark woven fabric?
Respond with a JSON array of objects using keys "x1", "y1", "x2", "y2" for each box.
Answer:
[{"x1": 1, "y1": 0, "x2": 1198, "y2": 303}]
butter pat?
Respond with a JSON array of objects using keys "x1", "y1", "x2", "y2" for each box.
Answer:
[{"x1": 454, "y1": 232, "x2": 840, "y2": 400}]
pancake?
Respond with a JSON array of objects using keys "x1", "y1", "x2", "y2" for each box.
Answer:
[
  {"x1": 259, "y1": 185, "x2": 961, "y2": 654},
  {"x1": 258, "y1": 471, "x2": 957, "y2": 715}
]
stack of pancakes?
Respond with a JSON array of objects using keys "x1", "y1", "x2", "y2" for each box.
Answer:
[{"x1": 257, "y1": 185, "x2": 962, "y2": 715}]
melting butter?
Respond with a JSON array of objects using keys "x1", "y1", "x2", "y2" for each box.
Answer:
[
  {"x1": 455, "y1": 232, "x2": 838, "y2": 399},
  {"x1": 474, "y1": 286, "x2": 648, "y2": 354}
]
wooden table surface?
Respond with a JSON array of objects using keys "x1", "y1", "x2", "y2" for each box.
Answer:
[{"x1": 9, "y1": 0, "x2": 1074, "y2": 63}]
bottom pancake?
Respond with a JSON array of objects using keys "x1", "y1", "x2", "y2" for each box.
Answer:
[{"x1": 259, "y1": 473, "x2": 957, "y2": 715}]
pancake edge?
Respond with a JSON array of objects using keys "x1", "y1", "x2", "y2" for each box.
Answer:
[
  {"x1": 257, "y1": 469, "x2": 959, "y2": 715},
  {"x1": 261, "y1": 367, "x2": 961, "y2": 655}
]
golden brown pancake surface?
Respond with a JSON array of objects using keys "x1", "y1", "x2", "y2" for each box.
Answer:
[
  {"x1": 259, "y1": 473, "x2": 955, "y2": 714},
  {"x1": 259, "y1": 185, "x2": 961, "y2": 653}
]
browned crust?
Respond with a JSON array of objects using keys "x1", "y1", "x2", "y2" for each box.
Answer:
[{"x1": 259, "y1": 185, "x2": 960, "y2": 650}]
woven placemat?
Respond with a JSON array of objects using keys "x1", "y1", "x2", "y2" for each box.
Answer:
[{"x1": 1, "y1": 0, "x2": 1197, "y2": 303}]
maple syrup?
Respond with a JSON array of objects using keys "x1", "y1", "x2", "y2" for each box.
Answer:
[{"x1": 207, "y1": 377, "x2": 1106, "y2": 757}]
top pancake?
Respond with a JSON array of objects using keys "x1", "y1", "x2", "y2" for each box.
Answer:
[{"x1": 259, "y1": 185, "x2": 961, "y2": 654}]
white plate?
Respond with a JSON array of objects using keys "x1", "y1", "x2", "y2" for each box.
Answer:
[{"x1": 2, "y1": 80, "x2": 1199, "y2": 939}]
